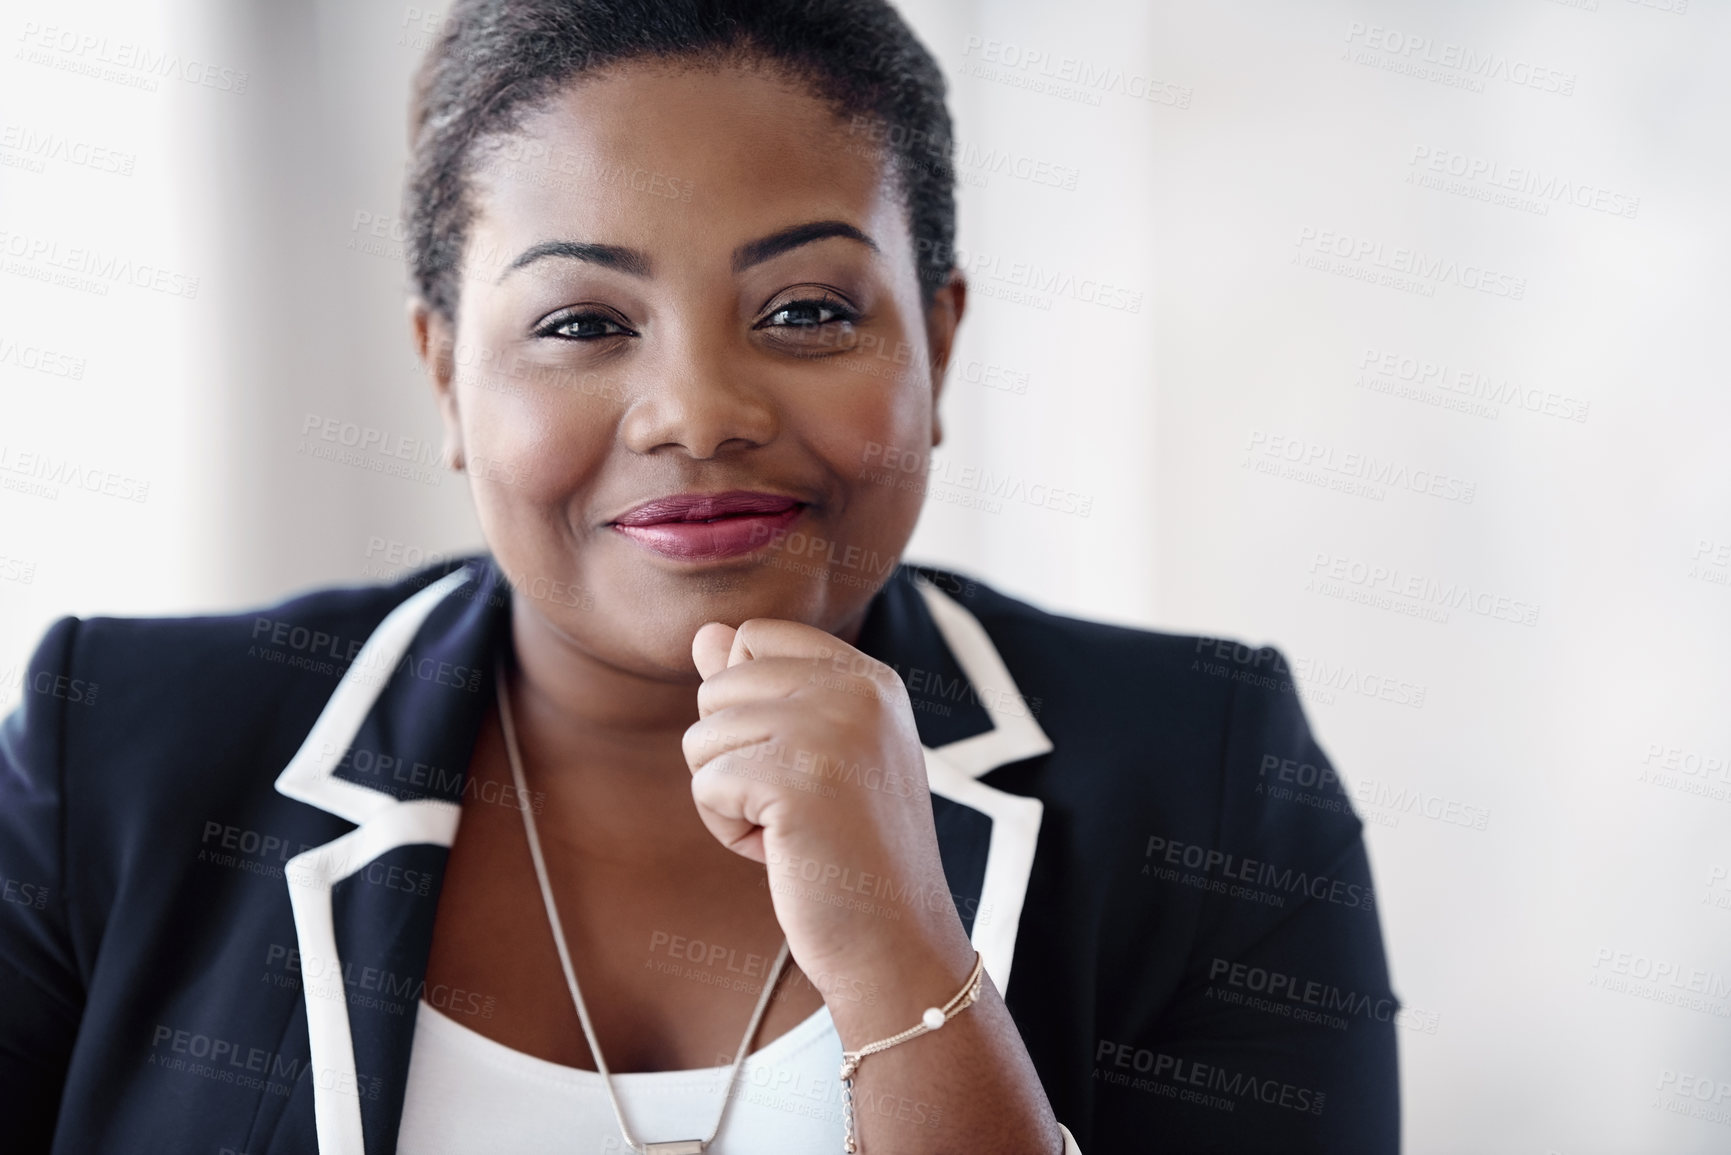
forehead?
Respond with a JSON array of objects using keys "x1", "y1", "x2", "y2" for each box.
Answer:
[{"x1": 463, "y1": 61, "x2": 909, "y2": 275}]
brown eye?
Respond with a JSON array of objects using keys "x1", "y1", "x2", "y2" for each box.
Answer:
[
  {"x1": 533, "y1": 309, "x2": 637, "y2": 341},
  {"x1": 754, "y1": 291, "x2": 862, "y2": 356},
  {"x1": 761, "y1": 297, "x2": 858, "y2": 329}
]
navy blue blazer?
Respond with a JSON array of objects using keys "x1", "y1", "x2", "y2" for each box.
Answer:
[{"x1": 0, "y1": 555, "x2": 1399, "y2": 1153}]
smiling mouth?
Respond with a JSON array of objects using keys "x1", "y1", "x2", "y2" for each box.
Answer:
[{"x1": 609, "y1": 491, "x2": 809, "y2": 561}]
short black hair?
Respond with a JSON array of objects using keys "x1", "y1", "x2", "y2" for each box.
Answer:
[{"x1": 404, "y1": 0, "x2": 957, "y2": 323}]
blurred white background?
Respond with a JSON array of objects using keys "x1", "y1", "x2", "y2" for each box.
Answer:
[{"x1": 3, "y1": 0, "x2": 1728, "y2": 1150}]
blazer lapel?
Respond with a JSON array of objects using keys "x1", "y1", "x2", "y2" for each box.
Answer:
[
  {"x1": 857, "y1": 570, "x2": 1055, "y2": 995},
  {"x1": 271, "y1": 561, "x2": 507, "y2": 1155}
]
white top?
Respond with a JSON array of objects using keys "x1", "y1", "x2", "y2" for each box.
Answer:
[{"x1": 396, "y1": 998, "x2": 846, "y2": 1154}]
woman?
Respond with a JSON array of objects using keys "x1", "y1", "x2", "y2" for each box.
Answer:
[{"x1": 0, "y1": 1, "x2": 1400, "y2": 1151}]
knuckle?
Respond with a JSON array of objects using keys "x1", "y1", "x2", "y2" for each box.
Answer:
[{"x1": 690, "y1": 766, "x2": 723, "y2": 803}]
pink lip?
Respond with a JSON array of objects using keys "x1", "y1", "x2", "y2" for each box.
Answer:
[{"x1": 610, "y1": 490, "x2": 808, "y2": 561}]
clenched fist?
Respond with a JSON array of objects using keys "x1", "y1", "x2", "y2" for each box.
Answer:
[{"x1": 682, "y1": 618, "x2": 972, "y2": 988}]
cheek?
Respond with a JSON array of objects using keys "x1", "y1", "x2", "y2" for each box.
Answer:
[
  {"x1": 458, "y1": 368, "x2": 616, "y2": 518},
  {"x1": 799, "y1": 386, "x2": 931, "y2": 549},
  {"x1": 809, "y1": 346, "x2": 935, "y2": 484}
]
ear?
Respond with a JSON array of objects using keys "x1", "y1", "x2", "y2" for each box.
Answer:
[
  {"x1": 408, "y1": 296, "x2": 465, "y2": 472},
  {"x1": 922, "y1": 269, "x2": 967, "y2": 450}
]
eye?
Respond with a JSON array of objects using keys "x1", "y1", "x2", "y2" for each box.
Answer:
[
  {"x1": 533, "y1": 308, "x2": 637, "y2": 341},
  {"x1": 758, "y1": 289, "x2": 865, "y2": 334},
  {"x1": 756, "y1": 291, "x2": 861, "y2": 332},
  {"x1": 753, "y1": 290, "x2": 863, "y2": 357}
]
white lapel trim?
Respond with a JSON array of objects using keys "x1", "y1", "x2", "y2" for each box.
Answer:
[
  {"x1": 922, "y1": 747, "x2": 1044, "y2": 996},
  {"x1": 914, "y1": 577, "x2": 1053, "y2": 777},
  {"x1": 274, "y1": 568, "x2": 473, "y2": 1155},
  {"x1": 914, "y1": 575, "x2": 1055, "y2": 998},
  {"x1": 284, "y1": 802, "x2": 460, "y2": 1155},
  {"x1": 276, "y1": 569, "x2": 473, "y2": 823}
]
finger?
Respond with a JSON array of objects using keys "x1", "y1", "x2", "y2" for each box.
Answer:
[
  {"x1": 695, "y1": 654, "x2": 881, "y2": 719},
  {"x1": 727, "y1": 624, "x2": 753, "y2": 668},
  {"x1": 728, "y1": 618, "x2": 855, "y2": 666},
  {"x1": 693, "y1": 621, "x2": 737, "y2": 680},
  {"x1": 682, "y1": 702, "x2": 783, "y2": 773},
  {"x1": 688, "y1": 761, "x2": 765, "y2": 862},
  {"x1": 690, "y1": 756, "x2": 779, "y2": 862}
]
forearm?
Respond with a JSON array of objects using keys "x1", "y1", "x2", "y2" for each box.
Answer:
[{"x1": 823, "y1": 935, "x2": 1062, "y2": 1155}]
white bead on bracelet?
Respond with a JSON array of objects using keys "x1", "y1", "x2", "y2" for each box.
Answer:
[{"x1": 837, "y1": 951, "x2": 987, "y2": 1153}]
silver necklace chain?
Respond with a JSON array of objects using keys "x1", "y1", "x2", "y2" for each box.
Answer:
[{"x1": 496, "y1": 661, "x2": 791, "y2": 1155}]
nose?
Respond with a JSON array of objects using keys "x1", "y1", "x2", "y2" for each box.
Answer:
[{"x1": 619, "y1": 326, "x2": 779, "y2": 459}]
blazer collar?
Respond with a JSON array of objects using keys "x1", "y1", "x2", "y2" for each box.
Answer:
[
  {"x1": 272, "y1": 558, "x2": 1051, "y2": 1155},
  {"x1": 859, "y1": 569, "x2": 1054, "y2": 774}
]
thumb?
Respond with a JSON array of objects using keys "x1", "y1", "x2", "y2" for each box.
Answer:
[{"x1": 692, "y1": 622, "x2": 737, "y2": 680}]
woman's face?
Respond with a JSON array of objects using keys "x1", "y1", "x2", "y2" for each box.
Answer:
[{"x1": 415, "y1": 61, "x2": 962, "y2": 680}]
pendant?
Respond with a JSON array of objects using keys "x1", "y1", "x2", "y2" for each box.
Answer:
[{"x1": 642, "y1": 1143, "x2": 705, "y2": 1154}]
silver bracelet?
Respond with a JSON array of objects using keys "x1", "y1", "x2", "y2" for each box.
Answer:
[{"x1": 837, "y1": 951, "x2": 986, "y2": 1153}]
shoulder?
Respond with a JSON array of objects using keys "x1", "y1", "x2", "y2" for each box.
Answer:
[
  {"x1": 908, "y1": 562, "x2": 1301, "y2": 761},
  {"x1": 45, "y1": 556, "x2": 481, "y2": 691},
  {"x1": 79, "y1": 559, "x2": 471, "y2": 666},
  {"x1": 5, "y1": 557, "x2": 485, "y2": 805},
  {"x1": 908, "y1": 564, "x2": 1364, "y2": 887}
]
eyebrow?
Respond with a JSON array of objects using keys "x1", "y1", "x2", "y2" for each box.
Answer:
[
  {"x1": 497, "y1": 220, "x2": 879, "y2": 283},
  {"x1": 500, "y1": 240, "x2": 650, "y2": 280},
  {"x1": 730, "y1": 220, "x2": 879, "y2": 273}
]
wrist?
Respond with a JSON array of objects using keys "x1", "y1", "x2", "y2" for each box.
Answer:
[{"x1": 814, "y1": 924, "x2": 979, "y2": 1048}]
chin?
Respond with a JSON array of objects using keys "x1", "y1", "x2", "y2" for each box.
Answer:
[{"x1": 646, "y1": 561, "x2": 859, "y2": 631}]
